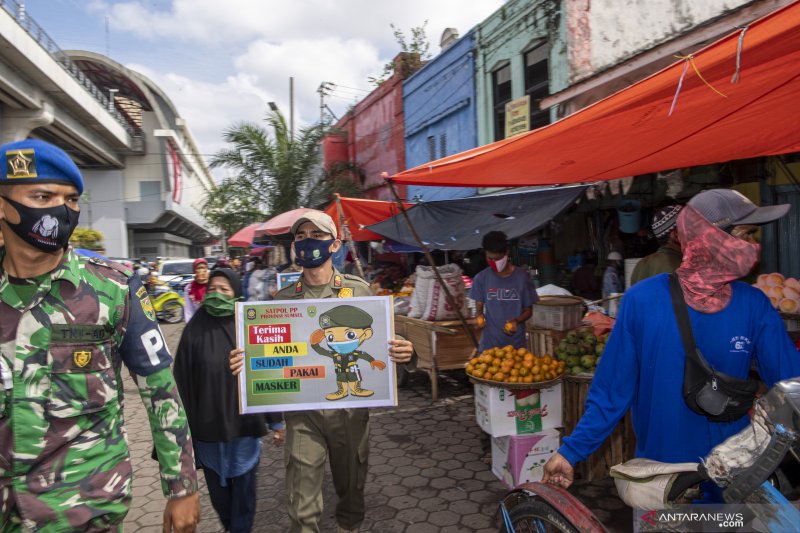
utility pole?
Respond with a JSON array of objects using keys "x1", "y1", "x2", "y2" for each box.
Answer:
[{"x1": 317, "y1": 82, "x2": 333, "y2": 124}]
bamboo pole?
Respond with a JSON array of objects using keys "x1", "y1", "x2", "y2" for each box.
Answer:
[
  {"x1": 334, "y1": 194, "x2": 365, "y2": 279},
  {"x1": 385, "y1": 178, "x2": 480, "y2": 350}
]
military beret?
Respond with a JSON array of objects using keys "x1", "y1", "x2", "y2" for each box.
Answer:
[
  {"x1": 319, "y1": 305, "x2": 373, "y2": 329},
  {"x1": 1, "y1": 139, "x2": 83, "y2": 194}
]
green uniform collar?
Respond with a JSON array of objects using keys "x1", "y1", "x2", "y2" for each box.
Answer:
[{"x1": 0, "y1": 247, "x2": 82, "y2": 310}]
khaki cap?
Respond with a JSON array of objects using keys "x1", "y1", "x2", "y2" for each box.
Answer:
[{"x1": 290, "y1": 210, "x2": 338, "y2": 239}]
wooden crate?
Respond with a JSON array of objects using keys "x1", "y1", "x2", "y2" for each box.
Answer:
[
  {"x1": 394, "y1": 315, "x2": 479, "y2": 400},
  {"x1": 562, "y1": 374, "x2": 636, "y2": 481},
  {"x1": 526, "y1": 327, "x2": 568, "y2": 357}
]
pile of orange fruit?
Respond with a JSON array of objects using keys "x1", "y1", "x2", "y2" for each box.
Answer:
[{"x1": 466, "y1": 345, "x2": 566, "y2": 384}]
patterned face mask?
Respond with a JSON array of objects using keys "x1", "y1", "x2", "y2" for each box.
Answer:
[
  {"x1": 293, "y1": 238, "x2": 335, "y2": 268},
  {"x1": 675, "y1": 205, "x2": 760, "y2": 313},
  {"x1": 1, "y1": 196, "x2": 80, "y2": 252}
]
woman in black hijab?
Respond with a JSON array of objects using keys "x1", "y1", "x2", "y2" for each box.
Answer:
[{"x1": 174, "y1": 268, "x2": 283, "y2": 532}]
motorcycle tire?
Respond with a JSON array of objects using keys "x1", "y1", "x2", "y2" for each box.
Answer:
[{"x1": 160, "y1": 300, "x2": 184, "y2": 324}]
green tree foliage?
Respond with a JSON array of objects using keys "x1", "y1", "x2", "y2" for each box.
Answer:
[
  {"x1": 200, "y1": 179, "x2": 265, "y2": 240},
  {"x1": 205, "y1": 110, "x2": 364, "y2": 238},
  {"x1": 369, "y1": 21, "x2": 431, "y2": 86},
  {"x1": 70, "y1": 227, "x2": 104, "y2": 249}
]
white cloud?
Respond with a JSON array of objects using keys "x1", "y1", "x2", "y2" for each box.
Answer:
[
  {"x1": 233, "y1": 37, "x2": 383, "y2": 121},
  {"x1": 104, "y1": 0, "x2": 503, "y2": 53},
  {"x1": 101, "y1": 1, "x2": 504, "y2": 173}
]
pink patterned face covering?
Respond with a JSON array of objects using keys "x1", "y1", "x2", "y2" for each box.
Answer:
[{"x1": 674, "y1": 205, "x2": 760, "y2": 313}]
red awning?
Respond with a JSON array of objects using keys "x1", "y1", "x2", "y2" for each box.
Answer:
[
  {"x1": 391, "y1": 1, "x2": 800, "y2": 187},
  {"x1": 324, "y1": 195, "x2": 412, "y2": 241}
]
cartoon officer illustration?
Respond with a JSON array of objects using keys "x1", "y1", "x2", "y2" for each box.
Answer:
[{"x1": 309, "y1": 304, "x2": 386, "y2": 400}]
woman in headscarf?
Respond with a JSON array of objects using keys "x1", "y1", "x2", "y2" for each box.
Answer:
[
  {"x1": 174, "y1": 268, "x2": 284, "y2": 532},
  {"x1": 183, "y1": 258, "x2": 209, "y2": 322}
]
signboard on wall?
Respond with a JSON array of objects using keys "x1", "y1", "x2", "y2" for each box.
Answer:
[
  {"x1": 167, "y1": 140, "x2": 183, "y2": 204},
  {"x1": 505, "y1": 96, "x2": 530, "y2": 138}
]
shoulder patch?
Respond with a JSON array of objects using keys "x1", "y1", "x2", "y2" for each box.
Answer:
[
  {"x1": 342, "y1": 273, "x2": 370, "y2": 286},
  {"x1": 338, "y1": 287, "x2": 354, "y2": 298},
  {"x1": 139, "y1": 293, "x2": 156, "y2": 321}
]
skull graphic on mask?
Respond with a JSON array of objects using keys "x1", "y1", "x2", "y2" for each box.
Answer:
[{"x1": 33, "y1": 215, "x2": 59, "y2": 238}]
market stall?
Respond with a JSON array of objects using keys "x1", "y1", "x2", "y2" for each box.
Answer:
[{"x1": 394, "y1": 315, "x2": 480, "y2": 400}]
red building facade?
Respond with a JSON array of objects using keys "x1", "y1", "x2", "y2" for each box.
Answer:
[{"x1": 324, "y1": 54, "x2": 422, "y2": 200}]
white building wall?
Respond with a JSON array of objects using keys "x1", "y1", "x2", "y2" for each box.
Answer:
[
  {"x1": 574, "y1": 0, "x2": 752, "y2": 81},
  {"x1": 82, "y1": 169, "x2": 127, "y2": 257},
  {"x1": 123, "y1": 111, "x2": 167, "y2": 203}
]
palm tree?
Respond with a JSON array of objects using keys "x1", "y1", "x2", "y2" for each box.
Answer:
[{"x1": 209, "y1": 110, "x2": 361, "y2": 218}]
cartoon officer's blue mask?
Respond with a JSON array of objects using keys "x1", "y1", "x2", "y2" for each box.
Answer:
[{"x1": 327, "y1": 339, "x2": 360, "y2": 354}]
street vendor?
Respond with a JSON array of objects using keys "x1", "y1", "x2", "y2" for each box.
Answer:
[
  {"x1": 471, "y1": 231, "x2": 538, "y2": 352},
  {"x1": 543, "y1": 189, "x2": 800, "y2": 496},
  {"x1": 310, "y1": 304, "x2": 386, "y2": 400},
  {"x1": 631, "y1": 204, "x2": 683, "y2": 285}
]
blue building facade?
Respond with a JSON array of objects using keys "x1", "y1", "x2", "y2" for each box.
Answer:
[{"x1": 403, "y1": 30, "x2": 478, "y2": 201}]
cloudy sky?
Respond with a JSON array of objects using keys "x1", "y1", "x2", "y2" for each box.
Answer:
[{"x1": 24, "y1": 0, "x2": 503, "y2": 170}]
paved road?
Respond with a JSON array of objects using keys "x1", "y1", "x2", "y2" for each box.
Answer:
[{"x1": 122, "y1": 322, "x2": 631, "y2": 532}]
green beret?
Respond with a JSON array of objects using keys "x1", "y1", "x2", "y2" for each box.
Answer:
[{"x1": 319, "y1": 305, "x2": 373, "y2": 329}]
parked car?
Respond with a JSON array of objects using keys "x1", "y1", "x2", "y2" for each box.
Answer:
[{"x1": 156, "y1": 259, "x2": 196, "y2": 287}]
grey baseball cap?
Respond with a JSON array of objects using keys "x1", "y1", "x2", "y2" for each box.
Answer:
[{"x1": 687, "y1": 189, "x2": 790, "y2": 230}]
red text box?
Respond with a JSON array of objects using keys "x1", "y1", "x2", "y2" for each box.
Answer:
[{"x1": 249, "y1": 324, "x2": 292, "y2": 344}]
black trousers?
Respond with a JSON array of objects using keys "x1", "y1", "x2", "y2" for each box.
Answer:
[{"x1": 203, "y1": 465, "x2": 258, "y2": 533}]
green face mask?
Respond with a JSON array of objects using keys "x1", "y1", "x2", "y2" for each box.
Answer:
[{"x1": 203, "y1": 291, "x2": 240, "y2": 317}]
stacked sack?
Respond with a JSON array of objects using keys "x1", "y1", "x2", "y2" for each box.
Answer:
[{"x1": 408, "y1": 264, "x2": 467, "y2": 321}]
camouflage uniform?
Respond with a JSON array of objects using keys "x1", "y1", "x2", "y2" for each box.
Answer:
[
  {"x1": 0, "y1": 248, "x2": 197, "y2": 531},
  {"x1": 275, "y1": 269, "x2": 373, "y2": 533}
]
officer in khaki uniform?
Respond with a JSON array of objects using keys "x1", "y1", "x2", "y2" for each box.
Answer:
[{"x1": 232, "y1": 210, "x2": 414, "y2": 533}]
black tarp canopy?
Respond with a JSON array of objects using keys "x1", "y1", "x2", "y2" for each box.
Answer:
[{"x1": 367, "y1": 185, "x2": 587, "y2": 250}]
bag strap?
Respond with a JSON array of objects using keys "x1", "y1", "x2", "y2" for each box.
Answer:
[{"x1": 668, "y1": 274, "x2": 712, "y2": 372}]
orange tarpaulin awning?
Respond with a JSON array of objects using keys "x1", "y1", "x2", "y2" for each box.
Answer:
[
  {"x1": 324, "y1": 195, "x2": 412, "y2": 241},
  {"x1": 391, "y1": 1, "x2": 800, "y2": 187}
]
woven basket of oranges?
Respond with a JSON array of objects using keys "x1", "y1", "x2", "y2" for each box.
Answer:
[{"x1": 465, "y1": 345, "x2": 566, "y2": 389}]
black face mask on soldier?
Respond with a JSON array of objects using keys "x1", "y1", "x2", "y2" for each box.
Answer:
[{"x1": 1, "y1": 196, "x2": 80, "y2": 252}]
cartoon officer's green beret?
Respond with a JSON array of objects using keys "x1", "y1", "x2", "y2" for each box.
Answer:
[{"x1": 319, "y1": 305, "x2": 373, "y2": 329}]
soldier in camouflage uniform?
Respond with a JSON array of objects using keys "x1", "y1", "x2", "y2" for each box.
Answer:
[
  {"x1": 0, "y1": 139, "x2": 199, "y2": 532},
  {"x1": 231, "y1": 210, "x2": 414, "y2": 533}
]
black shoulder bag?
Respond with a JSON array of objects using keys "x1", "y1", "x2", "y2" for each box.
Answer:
[{"x1": 668, "y1": 274, "x2": 758, "y2": 422}]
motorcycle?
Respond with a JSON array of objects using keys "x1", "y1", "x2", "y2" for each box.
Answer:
[{"x1": 149, "y1": 280, "x2": 185, "y2": 324}]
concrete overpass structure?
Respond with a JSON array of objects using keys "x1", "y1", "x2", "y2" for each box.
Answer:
[{"x1": 0, "y1": 1, "x2": 215, "y2": 258}]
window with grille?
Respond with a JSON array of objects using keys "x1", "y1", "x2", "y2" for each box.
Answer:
[
  {"x1": 492, "y1": 64, "x2": 512, "y2": 141},
  {"x1": 525, "y1": 44, "x2": 550, "y2": 130},
  {"x1": 427, "y1": 135, "x2": 436, "y2": 162},
  {"x1": 439, "y1": 133, "x2": 447, "y2": 158}
]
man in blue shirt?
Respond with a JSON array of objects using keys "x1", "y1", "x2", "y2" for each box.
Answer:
[
  {"x1": 544, "y1": 189, "x2": 800, "y2": 489},
  {"x1": 471, "y1": 231, "x2": 538, "y2": 352}
]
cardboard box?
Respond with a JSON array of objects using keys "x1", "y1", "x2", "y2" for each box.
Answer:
[
  {"x1": 491, "y1": 429, "x2": 560, "y2": 488},
  {"x1": 474, "y1": 383, "x2": 562, "y2": 437}
]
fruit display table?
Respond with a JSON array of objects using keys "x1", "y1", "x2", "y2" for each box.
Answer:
[{"x1": 394, "y1": 315, "x2": 479, "y2": 400}]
